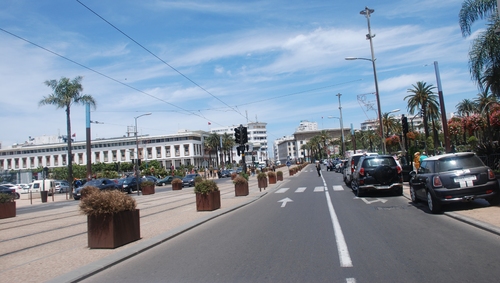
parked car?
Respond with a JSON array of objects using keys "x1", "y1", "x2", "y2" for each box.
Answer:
[
  {"x1": 157, "y1": 176, "x2": 183, "y2": 186},
  {"x1": 343, "y1": 153, "x2": 378, "y2": 187},
  {"x1": 73, "y1": 178, "x2": 121, "y2": 200},
  {"x1": 351, "y1": 155, "x2": 403, "y2": 197},
  {"x1": 182, "y1": 173, "x2": 201, "y2": 187},
  {"x1": 409, "y1": 152, "x2": 500, "y2": 214},
  {"x1": 120, "y1": 176, "x2": 157, "y2": 194},
  {"x1": 55, "y1": 180, "x2": 70, "y2": 193},
  {"x1": 1, "y1": 184, "x2": 22, "y2": 198},
  {"x1": 0, "y1": 185, "x2": 18, "y2": 199},
  {"x1": 220, "y1": 170, "x2": 231, "y2": 178}
]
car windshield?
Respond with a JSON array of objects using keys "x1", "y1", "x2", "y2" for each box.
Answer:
[
  {"x1": 185, "y1": 174, "x2": 197, "y2": 178},
  {"x1": 364, "y1": 158, "x2": 397, "y2": 167},
  {"x1": 84, "y1": 180, "x2": 101, "y2": 186},
  {"x1": 436, "y1": 155, "x2": 485, "y2": 172}
]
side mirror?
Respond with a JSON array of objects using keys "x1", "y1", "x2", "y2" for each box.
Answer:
[{"x1": 409, "y1": 171, "x2": 417, "y2": 178}]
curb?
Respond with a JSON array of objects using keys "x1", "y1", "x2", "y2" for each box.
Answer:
[{"x1": 402, "y1": 187, "x2": 500, "y2": 237}]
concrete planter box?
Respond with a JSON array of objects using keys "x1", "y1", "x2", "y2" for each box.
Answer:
[
  {"x1": 141, "y1": 185, "x2": 155, "y2": 195},
  {"x1": 87, "y1": 209, "x2": 141, "y2": 249},
  {"x1": 196, "y1": 191, "x2": 221, "y2": 211},
  {"x1": 0, "y1": 201, "x2": 16, "y2": 219},
  {"x1": 234, "y1": 182, "x2": 249, "y2": 196}
]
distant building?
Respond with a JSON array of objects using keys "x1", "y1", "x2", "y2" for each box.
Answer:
[{"x1": 209, "y1": 122, "x2": 268, "y2": 167}]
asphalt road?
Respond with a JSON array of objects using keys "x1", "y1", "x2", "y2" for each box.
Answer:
[{"x1": 82, "y1": 168, "x2": 500, "y2": 283}]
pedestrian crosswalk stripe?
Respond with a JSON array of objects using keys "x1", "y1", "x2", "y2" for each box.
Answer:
[
  {"x1": 295, "y1": 187, "x2": 306, "y2": 193},
  {"x1": 333, "y1": 185, "x2": 344, "y2": 191},
  {"x1": 275, "y1": 188, "x2": 289, "y2": 193},
  {"x1": 314, "y1": 186, "x2": 324, "y2": 192}
]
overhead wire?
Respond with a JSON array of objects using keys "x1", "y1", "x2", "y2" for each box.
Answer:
[{"x1": 76, "y1": 0, "x2": 247, "y2": 121}]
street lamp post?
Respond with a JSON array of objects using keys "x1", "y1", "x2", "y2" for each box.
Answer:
[
  {"x1": 135, "y1": 113, "x2": 152, "y2": 195},
  {"x1": 327, "y1": 116, "x2": 342, "y2": 155},
  {"x1": 336, "y1": 93, "x2": 345, "y2": 157},
  {"x1": 433, "y1": 61, "x2": 451, "y2": 153},
  {"x1": 346, "y1": 6, "x2": 385, "y2": 154}
]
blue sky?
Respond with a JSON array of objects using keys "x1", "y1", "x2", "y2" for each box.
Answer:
[{"x1": 0, "y1": 0, "x2": 485, "y2": 152}]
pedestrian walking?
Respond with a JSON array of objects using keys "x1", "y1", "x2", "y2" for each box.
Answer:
[{"x1": 316, "y1": 161, "x2": 321, "y2": 177}]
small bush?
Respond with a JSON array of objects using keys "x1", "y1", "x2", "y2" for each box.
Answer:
[
  {"x1": 0, "y1": 193, "x2": 14, "y2": 203},
  {"x1": 239, "y1": 172, "x2": 249, "y2": 181},
  {"x1": 276, "y1": 171, "x2": 283, "y2": 177},
  {"x1": 194, "y1": 179, "x2": 219, "y2": 195},
  {"x1": 257, "y1": 172, "x2": 267, "y2": 180},
  {"x1": 140, "y1": 180, "x2": 155, "y2": 188},
  {"x1": 194, "y1": 176, "x2": 203, "y2": 184},
  {"x1": 172, "y1": 178, "x2": 183, "y2": 184},
  {"x1": 267, "y1": 171, "x2": 276, "y2": 177},
  {"x1": 233, "y1": 175, "x2": 248, "y2": 185},
  {"x1": 79, "y1": 189, "x2": 136, "y2": 216}
]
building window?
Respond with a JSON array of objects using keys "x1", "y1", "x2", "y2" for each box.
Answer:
[
  {"x1": 184, "y1": 145, "x2": 189, "y2": 156},
  {"x1": 165, "y1": 146, "x2": 171, "y2": 157},
  {"x1": 175, "y1": 145, "x2": 180, "y2": 157}
]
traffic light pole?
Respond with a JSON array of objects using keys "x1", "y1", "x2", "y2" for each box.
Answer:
[{"x1": 234, "y1": 124, "x2": 248, "y2": 174}]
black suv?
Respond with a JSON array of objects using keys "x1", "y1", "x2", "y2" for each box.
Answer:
[
  {"x1": 351, "y1": 155, "x2": 403, "y2": 197},
  {"x1": 409, "y1": 152, "x2": 500, "y2": 214}
]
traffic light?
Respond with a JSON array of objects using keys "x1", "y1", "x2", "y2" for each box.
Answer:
[
  {"x1": 234, "y1": 127, "x2": 241, "y2": 144},
  {"x1": 402, "y1": 115, "x2": 408, "y2": 134},
  {"x1": 241, "y1": 127, "x2": 248, "y2": 144}
]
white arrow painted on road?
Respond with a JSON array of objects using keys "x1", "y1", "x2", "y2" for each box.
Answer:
[
  {"x1": 356, "y1": 197, "x2": 388, "y2": 204},
  {"x1": 278, "y1": 197, "x2": 293, "y2": 208}
]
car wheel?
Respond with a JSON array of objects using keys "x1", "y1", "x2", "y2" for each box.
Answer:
[
  {"x1": 427, "y1": 191, "x2": 441, "y2": 214},
  {"x1": 487, "y1": 194, "x2": 500, "y2": 206},
  {"x1": 410, "y1": 185, "x2": 419, "y2": 203},
  {"x1": 15, "y1": 193, "x2": 20, "y2": 199}
]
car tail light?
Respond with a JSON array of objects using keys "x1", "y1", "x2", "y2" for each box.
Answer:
[
  {"x1": 433, "y1": 176, "x2": 443, "y2": 187},
  {"x1": 359, "y1": 167, "x2": 365, "y2": 176},
  {"x1": 351, "y1": 160, "x2": 355, "y2": 173},
  {"x1": 488, "y1": 169, "x2": 495, "y2": 180},
  {"x1": 397, "y1": 166, "x2": 402, "y2": 174}
]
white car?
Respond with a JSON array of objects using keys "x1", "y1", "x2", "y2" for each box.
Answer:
[{"x1": 1, "y1": 183, "x2": 21, "y2": 198}]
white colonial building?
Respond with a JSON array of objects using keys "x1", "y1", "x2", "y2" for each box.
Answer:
[{"x1": 0, "y1": 130, "x2": 210, "y2": 171}]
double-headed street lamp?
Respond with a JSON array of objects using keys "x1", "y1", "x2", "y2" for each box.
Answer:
[
  {"x1": 135, "y1": 113, "x2": 152, "y2": 195},
  {"x1": 346, "y1": 6, "x2": 385, "y2": 154}
]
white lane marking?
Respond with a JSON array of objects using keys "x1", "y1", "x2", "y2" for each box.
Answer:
[
  {"x1": 357, "y1": 197, "x2": 388, "y2": 204},
  {"x1": 333, "y1": 185, "x2": 344, "y2": 191},
  {"x1": 275, "y1": 188, "x2": 289, "y2": 194},
  {"x1": 325, "y1": 189, "x2": 353, "y2": 267},
  {"x1": 314, "y1": 186, "x2": 324, "y2": 192},
  {"x1": 278, "y1": 197, "x2": 293, "y2": 208},
  {"x1": 295, "y1": 187, "x2": 307, "y2": 193},
  {"x1": 346, "y1": 278, "x2": 356, "y2": 283}
]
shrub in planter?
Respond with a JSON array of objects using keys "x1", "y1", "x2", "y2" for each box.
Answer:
[
  {"x1": 194, "y1": 175, "x2": 203, "y2": 185},
  {"x1": 267, "y1": 171, "x2": 277, "y2": 184},
  {"x1": 0, "y1": 193, "x2": 16, "y2": 219},
  {"x1": 257, "y1": 172, "x2": 268, "y2": 191},
  {"x1": 277, "y1": 170, "x2": 283, "y2": 181},
  {"x1": 231, "y1": 172, "x2": 237, "y2": 180},
  {"x1": 233, "y1": 176, "x2": 249, "y2": 196},
  {"x1": 140, "y1": 180, "x2": 155, "y2": 195},
  {"x1": 79, "y1": 188, "x2": 140, "y2": 249},
  {"x1": 194, "y1": 180, "x2": 220, "y2": 211},
  {"x1": 171, "y1": 178, "x2": 183, "y2": 190}
]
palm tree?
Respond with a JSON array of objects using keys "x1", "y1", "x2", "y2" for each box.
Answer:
[
  {"x1": 317, "y1": 130, "x2": 331, "y2": 157},
  {"x1": 382, "y1": 112, "x2": 400, "y2": 137},
  {"x1": 474, "y1": 90, "x2": 498, "y2": 140},
  {"x1": 204, "y1": 133, "x2": 221, "y2": 167},
  {"x1": 405, "y1": 81, "x2": 438, "y2": 140},
  {"x1": 221, "y1": 132, "x2": 235, "y2": 165},
  {"x1": 456, "y1": 98, "x2": 477, "y2": 144},
  {"x1": 459, "y1": 0, "x2": 497, "y2": 37},
  {"x1": 39, "y1": 76, "x2": 96, "y2": 196},
  {"x1": 459, "y1": 1, "x2": 500, "y2": 96}
]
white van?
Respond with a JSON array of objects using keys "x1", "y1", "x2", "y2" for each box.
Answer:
[{"x1": 32, "y1": 179, "x2": 56, "y2": 195}]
